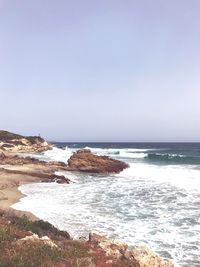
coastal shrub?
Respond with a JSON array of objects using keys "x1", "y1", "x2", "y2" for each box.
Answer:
[
  {"x1": 14, "y1": 215, "x2": 70, "y2": 239},
  {"x1": 0, "y1": 130, "x2": 23, "y2": 141},
  {"x1": 0, "y1": 225, "x2": 10, "y2": 244},
  {"x1": 63, "y1": 240, "x2": 89, "y2": 258},
  {"x1": 0, "y1": 241, "x2": 61, "y2": 267},
  {"x1": 0, "y1": 224, "x2": 19, "y2": 245},
  {"x1": 0, "y1": 218, "x2": 64, "y2": 267}
]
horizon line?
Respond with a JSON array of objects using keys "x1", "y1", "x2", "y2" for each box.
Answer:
[{"x1": 48, "y1": 140, "x2": 200, "y2": 143}]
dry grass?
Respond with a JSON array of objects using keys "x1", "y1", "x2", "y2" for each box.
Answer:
[
  {"x1": 0, "y1": 211, "x2": 92, "y2": 267},
  {"x1": 0, "y1": 210, "x2": 134, "y2": 267}
]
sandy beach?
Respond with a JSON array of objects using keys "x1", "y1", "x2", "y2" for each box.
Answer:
[
  {"x1": 0, "y1": 168, "x2": 42, "y2": 220},
  {"x1": 0, "y1": 157, "x2": 69, "y2": 220}
]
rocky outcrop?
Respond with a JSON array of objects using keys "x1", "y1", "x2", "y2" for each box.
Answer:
[
  {"x1": 67, "y1": 149, "x2": 129, "y2": 173},
  {"x1": 128, "y1": 246, "x2": 174, "y2": 267},
  {"x1": 89, "y1": 232, "x2": 174, "y2": 267},
  {"x1": 0, "y1": 130, "x2": 51, "y2": 152},
  {"x1": 0, "y1": 151, "x2": 65, "y2": 168},
  {"x1": 0, "y1": 152, "x2": 70, "y2": 185},
  {"x1": 0, "y1": 168, "x2": 70, "y2": 184},
  {"x1": 16, "y1": 234, "x2": 58, "y2": 248}
]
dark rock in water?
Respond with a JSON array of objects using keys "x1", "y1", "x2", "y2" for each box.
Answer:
[{"x1": 67, "y1": 149, "x2": 129, "y2": 174}]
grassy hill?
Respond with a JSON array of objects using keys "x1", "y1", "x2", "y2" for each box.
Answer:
[
  {"x1": 0, "y1": 130, "x2": 50, "y2": 152},
  {"x1": 0, "y1": 130, "x2": 24, "y2": 142}
]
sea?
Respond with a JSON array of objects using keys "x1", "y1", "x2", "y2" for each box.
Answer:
[{"x1": 12, "y1": 143, "x2": 200, "y2": 267}]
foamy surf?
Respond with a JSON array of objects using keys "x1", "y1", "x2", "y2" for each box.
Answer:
[{"x1": 13, "y1": 143, "x2": 200, "y2": 267}]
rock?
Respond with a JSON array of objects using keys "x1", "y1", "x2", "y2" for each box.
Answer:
[
  {"x1": 128, "y1": 246, "x2": 174, "y2": 267},
  {"x1": 89, "y1": 232, "x2": 174, "y2": 267},
  {"x1": 0, "y1": 152, "x2": 66, "y2": 168},
  {"x1": 0, "y1": 130, "x2": 52, "y2": 152},
  {"x1": 67, "y1": 149, "x2": 129, "y2": 173},
  {"x1": 89, "y1": 232, "x2": 128, "y2": 260},
  {"x1": 16, "y1": 233, "x2": 58, "y2": 248},
  {"x1": 0, "y1": 152, "x2": 70, "y2": 185},
  {"x1": 0, "y1": 168, "x2": 70, "y2": 184}
]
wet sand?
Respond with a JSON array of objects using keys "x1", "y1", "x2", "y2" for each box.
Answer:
[
  {"x1": 0, "y1": 166, "x2": 51, "y2": 220},
  {"x1": 0, "y1": 185, "x2": 38, "y2": 220}
]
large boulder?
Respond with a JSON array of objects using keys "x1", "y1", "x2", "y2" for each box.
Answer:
[
  {"x1": 89, "y1": 232, "x2": 174, "y2": 267},
  {"x1": 67, "y1": 149, "x2": 129, "y2": 173}
]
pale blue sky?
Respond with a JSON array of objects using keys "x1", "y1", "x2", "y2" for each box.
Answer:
[{"x1": 0, "y1": 0, "x2": 200, "y2": 141}]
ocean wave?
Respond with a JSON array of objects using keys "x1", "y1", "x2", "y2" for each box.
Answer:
[
  {"x1": 21, "y1": 145, "x2": 200, "y2": 164},
  {"x1": 84, "y1": 147, "x2": 151, "y2": 159},
  {"x1": 119, "y1": 163, "x2": 200, "y2": 192},
  {"x1": 117, "y1": 152, "x2": 147, "y2": 158},
  {"x1": 13, "y1": 144, "x2": 200, "y2": 267},
  {"x1": 12, "y1": 162, "x2": 200, "y2": 266},
  {"x1": 41, "y1": 147, "x2": 74, "y2": 163},
  {"x1": 146, "y1": 153, "x2": 200, "y2": 164},
  {"x1": 84, "y1": 146, "x2": 120, "y2": 154}
]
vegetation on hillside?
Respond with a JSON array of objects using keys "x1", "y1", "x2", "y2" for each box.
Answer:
[
  {"x1": 0, "y1": 130, "x2": 44, "y2": 143},
  {"x1": 0, "y1": 210, "x2": 131, "y2": 267},
  {"x1": 0, "y1": 130, "x2": 23, "y2": 142}
]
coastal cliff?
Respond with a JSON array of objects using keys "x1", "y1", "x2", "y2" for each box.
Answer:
[{"x1": 0, "y1": 130, "x2": 51, "y2": 152}]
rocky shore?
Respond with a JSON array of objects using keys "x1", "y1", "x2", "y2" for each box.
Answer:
[
  {"x1": 0, "y1": 131, "x2": 70, "y2": 220},
  {"x1": 0, "y1": 130, "x2": 174, "y2": 267},
  {"x1": 0, "y1": 211, "x2": 174, "y2": 267},
  {"x1": 0, "y1": 130, "x2": 51, "y2": 152}
]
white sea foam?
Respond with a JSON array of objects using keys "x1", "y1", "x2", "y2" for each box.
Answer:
[
  {"x1": 119, "y1": 163, "x2": 200, "y2": 192},
  {"x1": 43, "y1": 146, "x2": 73, "y2": 162},
  {"x1": 23, "y1": 146, "x2": 150, "y2": 162},
  {"x1": 12, "y1": 161, "x2": 200, "y2": 267},
  {"x1": 12, "y1": 146, "x2": 200, "y2": 267},
  {"x1": 117, "y1": 152, "x2": 147, "y2": 158},
  {"x1": 83, "y1": 146, "x2": 149, "y2": 159},
  {"x1": 21, "y1": 146, "x2": 74, "y2": 163}
]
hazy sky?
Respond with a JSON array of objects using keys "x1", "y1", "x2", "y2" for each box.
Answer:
[{"x1": 0, "y1": 0, "x2": 200, "y2": 142}]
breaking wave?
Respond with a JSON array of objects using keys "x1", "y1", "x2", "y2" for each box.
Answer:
[
  {"x1": 15, "y1": 143, "x2": 200, "y2": 266},
  {"x1": 146, "y1": 153, "x2": 200, "y2": 164}
]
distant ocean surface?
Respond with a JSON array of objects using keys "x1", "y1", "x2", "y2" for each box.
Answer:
[{"x1": 12, "y1": 143, "x2": 200, "y2": 267}]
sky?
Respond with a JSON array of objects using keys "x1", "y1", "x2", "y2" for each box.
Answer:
[{"x1": 0, "y1": 0, "x2": 200, "y2": 142}]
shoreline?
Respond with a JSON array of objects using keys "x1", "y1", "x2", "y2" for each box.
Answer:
[
  {"x1": 0, "y1": 150, "x2": 70, "y2": 221},
  {"x1": 6, "y1": 178, "x2": 176, "y2": 267},
  {"x1": 0, "y1": 163, "x2": 59, "y2": 221},
  {"x1": 0, "y1": 181, "x2": 39, "y2": 221},
  {"x1": 0, "y1": 148, "x2": 175, "y2": 267},
  {"x1": 0, "y1": 179, "x2": 39, "y2": 221}
]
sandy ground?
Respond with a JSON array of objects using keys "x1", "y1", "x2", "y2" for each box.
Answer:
[
  {"x1": 0, "y1": 147, "x2": 70, "y2": 221},
  {"x1": 0, "y1": 167, "x2": 47, "y2": 220},
  {"x1": 0, "y1": 186, "x2": 38, "y2": 220}
]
